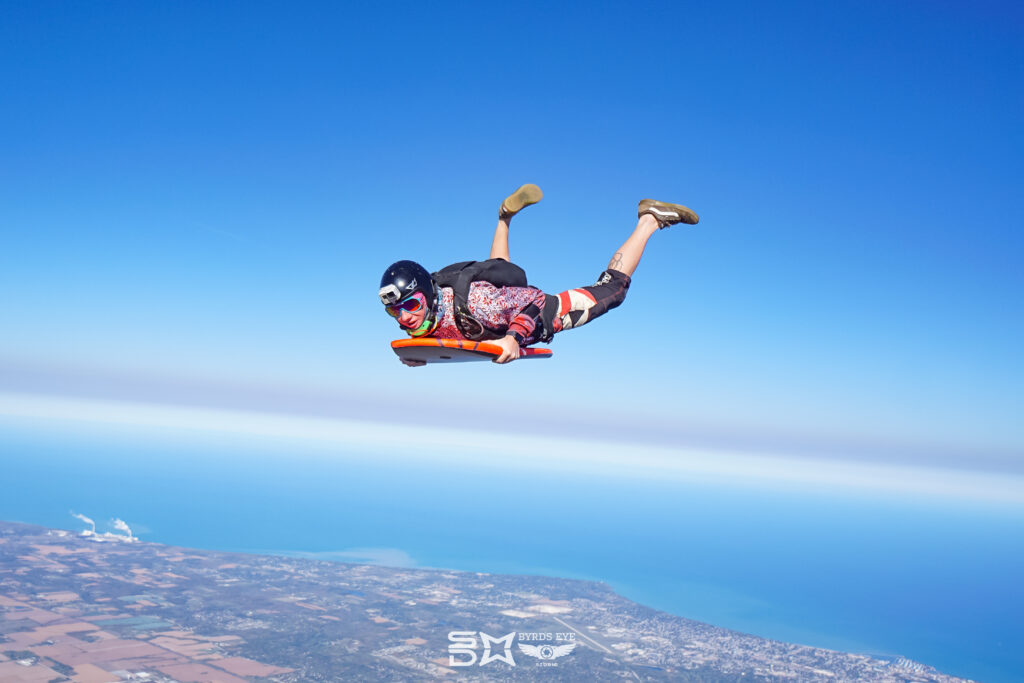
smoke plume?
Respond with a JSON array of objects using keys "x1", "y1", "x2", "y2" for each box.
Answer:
[
  {"x1": 70, "y1": 511, "x2": 95, "y2": 535},
  {"x1": 111, "y1": 518, "x2": 134, "y2": 540}
]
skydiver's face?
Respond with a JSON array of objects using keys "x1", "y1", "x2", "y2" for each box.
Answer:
[
  {"x1": 387, "y1": 291, "x2": 427, "y2": 330},
  {"x1": 397, "y1": 305, "x2": 426, "y2": 330}
]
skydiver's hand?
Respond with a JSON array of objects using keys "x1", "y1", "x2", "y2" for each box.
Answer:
[
  {"x1": 493, "y1": 335, "x2": 521, "y2": 364},
  {"x1": 400, "y1": 358, "x2": 426, "y2": 367}
]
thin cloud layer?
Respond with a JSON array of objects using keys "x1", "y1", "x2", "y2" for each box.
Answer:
[
  {"x1": 2, "y1": 356, "x2": 1021, "y2": 477},
  {"x1": 3, "y1": 391, "x2": 1022, "y2": 506}
]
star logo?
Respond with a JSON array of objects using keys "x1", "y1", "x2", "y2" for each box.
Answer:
[{"x1": 480, "y1": 631, "x2": 516, "y2": 666}]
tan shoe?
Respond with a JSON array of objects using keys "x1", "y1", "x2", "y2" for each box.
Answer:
[
  {"x1": 638, "y1": 199, "x2": 700, "y2": 228},
  {"x1": 499, "y1": 184, "x2": 543, "y2": 220}
]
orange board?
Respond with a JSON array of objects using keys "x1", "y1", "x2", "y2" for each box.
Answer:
[{"x1": 391, "y1": 338, "x2": 553, "y2": 364}]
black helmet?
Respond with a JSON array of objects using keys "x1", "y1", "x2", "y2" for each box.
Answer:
[{"x1": 379, "y1": 260, "x2": 436, "y2": 312}]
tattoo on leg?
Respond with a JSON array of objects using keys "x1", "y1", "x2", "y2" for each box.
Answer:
[{"x1": 608, "y1": 252, "x2": 624, "y2": 271}]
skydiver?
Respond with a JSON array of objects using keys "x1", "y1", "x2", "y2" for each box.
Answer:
[{"x1": 378, "y1": 184, "x2": 699, "y2": 365}]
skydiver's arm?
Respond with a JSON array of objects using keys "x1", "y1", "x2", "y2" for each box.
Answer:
[{"x1": 505, "y1": 290, "x2": 548, "y2": 342}]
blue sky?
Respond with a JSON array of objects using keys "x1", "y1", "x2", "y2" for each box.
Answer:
[{"x1": 1, "y1": 1, "x2": 1022, "y2": 482}]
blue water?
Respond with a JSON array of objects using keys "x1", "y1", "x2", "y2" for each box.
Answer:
[{"x1": 1, "y1": 421, "x2": 1021, "y2": 682}]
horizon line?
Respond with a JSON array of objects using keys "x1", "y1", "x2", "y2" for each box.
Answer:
[
  {"x1": 2, "y1": 391, "x2": 1023, "y2": 507},
  {"x1": 2, "y1": 353, "x2": 1021, "y2": 478}
]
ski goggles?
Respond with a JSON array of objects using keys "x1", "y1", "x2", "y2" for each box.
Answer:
[{"x1": 384, "y1": 294, "x2": 425, "y2": 317}]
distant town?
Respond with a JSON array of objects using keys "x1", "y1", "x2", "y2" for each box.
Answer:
[{"x1": 0, "y1": 520, "x2": 970, "y2": 682}]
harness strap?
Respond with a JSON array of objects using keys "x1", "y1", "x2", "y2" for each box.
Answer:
[{"x1": 433, "y1": 259, "x2": 529, "y2": 341}]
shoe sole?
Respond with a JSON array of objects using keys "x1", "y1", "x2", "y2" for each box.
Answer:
[
  {"x1": 639, "y1": 199, "x2": 699, "y2": 226},
  {"x1": 502, "y1": 184, "x2": 543, "y2": 215}
]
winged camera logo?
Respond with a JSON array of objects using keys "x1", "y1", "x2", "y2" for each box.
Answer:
[{"x1": 519, "y1": 641, "x2": 577, "y2": 660}]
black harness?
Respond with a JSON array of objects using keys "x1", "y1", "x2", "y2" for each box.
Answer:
[{"x1": 432, "y1": 259, "x2": 536, "y2": 341}]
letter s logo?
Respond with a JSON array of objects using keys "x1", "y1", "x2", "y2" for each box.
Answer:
[{"x1": 448, "y1": 631, "x2": 478, "y2": 666}]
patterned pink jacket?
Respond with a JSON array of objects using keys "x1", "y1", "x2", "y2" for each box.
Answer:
[{"x1": 429, "y1": 282, "x2": 548, "y2": 343}]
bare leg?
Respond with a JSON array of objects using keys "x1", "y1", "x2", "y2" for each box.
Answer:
[
  {"x1": 607, "y1": 214, "x2": 659, "y2": 277},
  {"x1": 490, "y1": 184, "x2": 542, "y2": 261},
  {"x1": 489, "y1": 217, "x2": 511, "y2": 261}
]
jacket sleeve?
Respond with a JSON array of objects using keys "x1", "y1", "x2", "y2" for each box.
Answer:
[{"x1": 505, "y1": 288, "x2": 549, "y2": 344}]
